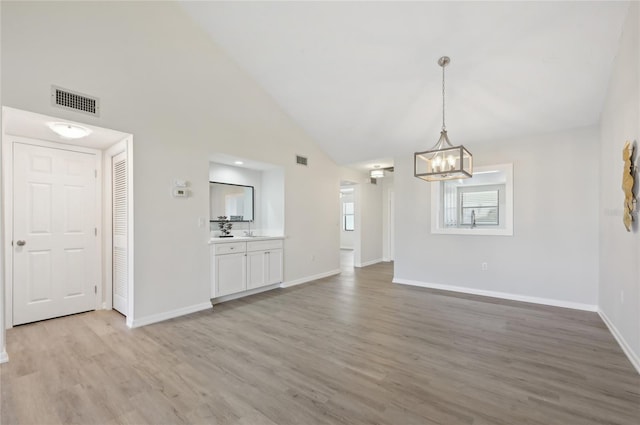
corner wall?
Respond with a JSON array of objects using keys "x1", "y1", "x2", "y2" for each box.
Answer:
[
  {"x1": 598, "y1": 2, "x2": 640, "y2": 372},
  {"x1": 394, "y1": 126, "x2": 600, "y2": 310}
]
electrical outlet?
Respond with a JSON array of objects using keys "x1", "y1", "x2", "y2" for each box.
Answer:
[{"x1": 481, "y1": 262, "x2": 488, "y2": 271}]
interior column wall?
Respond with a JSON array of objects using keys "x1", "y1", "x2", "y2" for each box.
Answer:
[{"x1": 598, "y1": 2, "x2": 640, "y2": 372}]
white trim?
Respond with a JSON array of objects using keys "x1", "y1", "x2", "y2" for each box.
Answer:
[
  {"x1": 130, "y1": 302, "x2": 211, "y2": 328},
  {"x1": 392, "y1": 278, "x2": 598, "y2": 312},
  {"x1": 0, "y1": 350, "x2": 7, "y2": 364},
  {"x1": 126, "y1": 137, "x2": 134, "y2": 328},
  {"x1": 598, "y1": 309, "x2": 640, "y2": 375},
  {"x1": 212, "y1": 283, "x2": 281, "y2": 304},
  {"x1": 356, "y1": 258, "x2": 383, "y2": 268},
  {"x1": 281, "y1": 269, "x2": 341, "y2": 288}
]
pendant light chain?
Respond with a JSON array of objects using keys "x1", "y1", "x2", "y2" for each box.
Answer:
[{"x1": 442, "y1": 61, "x2": 446, "y2": 131}]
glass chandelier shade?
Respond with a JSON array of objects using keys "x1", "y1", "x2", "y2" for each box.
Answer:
[{"x1": 414, "y1": 56, "x2": 473, "y2": 182}]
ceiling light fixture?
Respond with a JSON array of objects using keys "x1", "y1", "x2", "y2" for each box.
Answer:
[
  {"x1": 234, "y1": 161, "x2": 244, "y2": 165},
  {"x1": 370, "y1": 165, "x2": 384, "y2": 179},
  {"x1": 47, "y1": 122, "x2": 92, "y2": 139},
  {"x1": 414, "y1": 56, "x2": 472, "y2": 181}
]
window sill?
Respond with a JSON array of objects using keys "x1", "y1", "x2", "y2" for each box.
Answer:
[{"x1": 431, "y1": 227, "x2": 513, "y2": 236}]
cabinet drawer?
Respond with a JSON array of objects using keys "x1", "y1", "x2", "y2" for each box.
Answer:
[
  {"x1": 247, "y1": 239, "x2": 283, "y2": 252},
  {"x1": 215, "y1": 242, "x2": 246, "y2": 255}
]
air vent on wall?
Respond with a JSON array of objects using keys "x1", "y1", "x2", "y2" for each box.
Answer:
[
  {"x1": 51, "y1": 85, "x2": 100, "y2": 116},
  {"x1": 296, "y1": 155, "x2": 308, "y2": 166}
]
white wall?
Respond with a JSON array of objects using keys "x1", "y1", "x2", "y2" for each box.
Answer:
[
  {"x1": 382, "y1": 174, "x2": 395, "y2": 261},
  {"x1": 261, "y1": 168, "x2": 285, "y2": 236},
  {"x1": 598, "y1": 2, "x2": 640, "y2": 371},
  {"x1": 356, "y1": 180, "x2": 383, "y2": 267},
  {"x1": 1, "y1": 1, "x2": 340, "y2": 324},
  {"x1": 394, "y1": 126, "x2": 600, "y2": 310},
  {"x1": 0, "y1": 0, "x2": 5, "y2": 361}
]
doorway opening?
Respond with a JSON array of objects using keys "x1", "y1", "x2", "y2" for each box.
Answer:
[
  {"x1": 1, "y1": 107, "x2": 134, "y2": 328},
  {"x1": 340, "y1": 182, "x2": 357, "y2": 273}
]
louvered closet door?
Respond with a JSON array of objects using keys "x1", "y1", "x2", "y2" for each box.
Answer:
[{"x1": 112, "y1": 151, "x2": 128, "y2": 315}]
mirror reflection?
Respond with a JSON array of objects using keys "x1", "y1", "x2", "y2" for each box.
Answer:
[{"x1": 210, "y1": 182, "x2": 254, "y2": 222}]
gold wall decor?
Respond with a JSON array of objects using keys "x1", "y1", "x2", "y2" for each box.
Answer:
[{"x1": 622, "y1": 140, "x2": 636, "y2": 232}]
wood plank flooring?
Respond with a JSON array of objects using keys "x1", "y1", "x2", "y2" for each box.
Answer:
[{"x1": 2, "y1": 262, "x2": 639, "y2": 424}]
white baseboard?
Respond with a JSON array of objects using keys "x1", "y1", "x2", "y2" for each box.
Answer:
[
  {"x1": 281, "y1": 269, "x2": 341, "y2": 288},
  {"x1": 598, "y1": 309, "x2": 640, "y2": 375},
  {"x1": 212, "y1": 283, "x2": 281, "y2": 304},
  {"x1": 392, "y1": 278, "x2": 598, "y2": 312},
  {"x1": 0, "y1": 350, "x2": 8, "y2": 364},
  {"x1": 130, "y1": 302, "x2": 212, "y2": 328},
  {"x1": 355, "y1": 258, "x2": 383, "y2": 268}
]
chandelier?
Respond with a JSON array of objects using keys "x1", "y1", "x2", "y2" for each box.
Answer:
[{"x1": 414, "y1": 56, "x2": 472, "y2": 181}]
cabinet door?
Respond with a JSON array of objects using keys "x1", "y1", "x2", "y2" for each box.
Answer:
[
  {"x1": 215, "y1": 252, "x2": 246, "y2": 297},
  {"x1": 266, "y1": 249, "x2": 283, "y2": 285},
  {"x1": 246, "y1": 251, "x2": 267, "y2": 290}
]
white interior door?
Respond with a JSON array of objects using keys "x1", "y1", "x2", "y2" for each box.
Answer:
[
  {"x1": 112, "y1": 151, "x2": 128, "y2": 315},
  {"x1": 13, "y1": 142, "x2": 97, "y2": 325}
]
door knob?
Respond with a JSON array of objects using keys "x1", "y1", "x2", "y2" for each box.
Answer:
[{"x1": 16, "y1": 240, "x2": 26, "y2": 246}]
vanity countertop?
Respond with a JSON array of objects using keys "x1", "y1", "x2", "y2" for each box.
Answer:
[{"x1": 208, "y1": 235, "x2": 284, "y2": 244}]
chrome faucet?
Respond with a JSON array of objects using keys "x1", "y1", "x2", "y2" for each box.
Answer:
[{"x1": 244, "y1": 221, "x2": 253, "y2": 237}]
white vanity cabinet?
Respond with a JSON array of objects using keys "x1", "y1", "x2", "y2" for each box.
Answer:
[
  {"x1": 210, "y1": 237, "x2": 284, "y2": 300},
  {"x1": 214, "y1": 242, "x2": 247, "y2": 297},
  {"x1": 246, "y1": 240, "x2": 284, "y2": 290}
]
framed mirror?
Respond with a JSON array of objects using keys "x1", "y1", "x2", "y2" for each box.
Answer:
[{"x1": 209, "y1": 181, "x2": 254, "y2": 222}]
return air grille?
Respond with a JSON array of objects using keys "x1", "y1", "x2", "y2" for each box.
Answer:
[
  {"x1": 296, "y1": 155, "x2": 308, "y2": 166},
  {"x1": 51, "y1": 85, "x2": 100, "y2": 116}
]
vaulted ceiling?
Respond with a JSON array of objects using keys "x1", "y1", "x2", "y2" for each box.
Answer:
[{"x1": 180, "y1": 1, "x2": 629, "y2": 167}]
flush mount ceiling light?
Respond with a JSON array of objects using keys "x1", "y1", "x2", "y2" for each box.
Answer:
[
  {"x1": 414, "y1": 56, "x2": 472, "y2": 182},
  {"x1": 370, "y1": 165, "x2": 384, "y2": 179},
  {"x1": 47, "y1": 122, "x2": 92, "y2": 139}
]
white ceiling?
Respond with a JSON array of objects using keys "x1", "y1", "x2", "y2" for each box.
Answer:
[{"x1": 180, "y1": 1, "x2": 629, "y2": 168}]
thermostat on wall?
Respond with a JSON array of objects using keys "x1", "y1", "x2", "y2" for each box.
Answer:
[{"x1": 172, "y1": 187, "x2": 189, "y2": 198}]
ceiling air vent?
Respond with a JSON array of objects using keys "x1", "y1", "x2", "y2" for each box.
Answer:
[
  {"x1": 296, "y1": 155, "x2": 308, "y2": 166},
  {"x1": 51, "y1": 85, "x2": 100, "y2": 116}
]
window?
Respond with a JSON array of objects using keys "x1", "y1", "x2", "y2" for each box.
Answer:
[
  {"x1": 458, "y1": 186, "x2": 501, "y2": 226},
  {"x1": 343, "y1": 201, "x2": 354, "y2": 231},
  {"x1": 432, "y1": 164, "x2": 513, "y2": 236}
]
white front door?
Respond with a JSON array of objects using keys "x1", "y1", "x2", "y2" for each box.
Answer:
[{"x1": 13, "y1": 142, "x2": 98, "y2": 325}]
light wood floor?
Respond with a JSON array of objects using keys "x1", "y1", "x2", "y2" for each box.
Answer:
[{"x1": 2, "y1": 262, "x2": 639, "y2": 425}]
